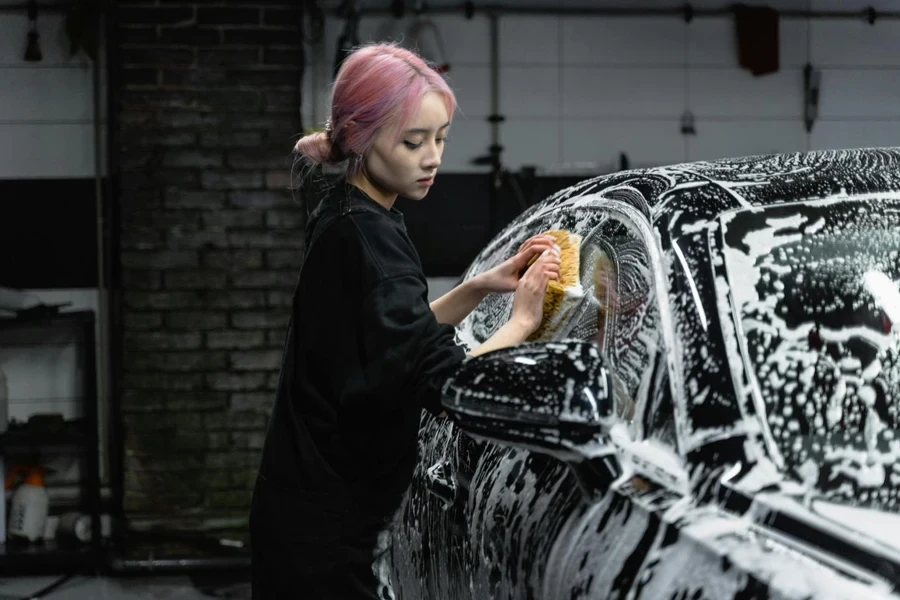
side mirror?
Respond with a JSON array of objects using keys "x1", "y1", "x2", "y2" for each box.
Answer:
[{"x1": 442, "y1": 339, "x2": 621, "y2": 498}]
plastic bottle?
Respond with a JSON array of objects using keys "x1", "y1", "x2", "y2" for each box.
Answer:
[{"x1": 8, "y1": 466, "x2": 49, "y2": 542}]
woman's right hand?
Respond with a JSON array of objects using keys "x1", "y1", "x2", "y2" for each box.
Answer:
[{"x1": 510, "y1": 249, "x2": 561, "y2": 335}]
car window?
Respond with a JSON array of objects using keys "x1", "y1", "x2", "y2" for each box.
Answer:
[
  {"x1": 458, "y1": 204, "x2": 672, "y2": 445},
  {"x1": 716, "y1": 198, "x2": 900, "y2": 509}
]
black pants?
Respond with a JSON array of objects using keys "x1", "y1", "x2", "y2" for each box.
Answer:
[{"x1": 249, "y1": 474, "x2": 397, "y2": 600}]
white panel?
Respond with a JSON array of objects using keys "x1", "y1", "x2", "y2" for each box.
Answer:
[
  {"x1": 687, "y1": 120, "x2": 808, "y2": 162},
  {"x1": 0, "y1": 14, "x2": 93, "y2": 67},
  {"x1": 0, "y1": 68, "x2": 95, "y2": 122},
  {"x1": 499, "y1": 16, "x2": 560, "y2": 65},
  {"x1": 445, "y1": 65, "x2": 491, "y2": 118},
  {"x1": 440, "y1": 115, "x2": 491, "y2": 172},
  {"x1": 0, "y1": 123, "x2": 105, "y2": 179},
  {"x1": 562, "y1": 17, "x2": 685, "y2": 65},
  {"x1": 688, "y1": 16, "x2": 810, "y2": 68},
  {"x1": 561, "y1": 119, "x2": 686, "y2": 172},
  {"x1": 690, "y1": 68, "x2": 803, "y2": 118},
  {"x1": 818, "y1": 69, "x2": 900, "y2": 118},
  {"x1": 810, "y1": 121, "x2": 900, "y2": 151},
  {"x1": 501, "y1": 119, "x2": 561, "y2": 170},
  {"x1": 563, "y1": 67, "x2": 685, "y2": 118},
  {"x1": 0, "y1": 343, "x2": 82, "y2": 424},
  {"x1": 500, "y1": 66, "x2": 559, "y2": 118},
  {"x1": 811, "y1": 20, "x2": 900, "y2": 67}
]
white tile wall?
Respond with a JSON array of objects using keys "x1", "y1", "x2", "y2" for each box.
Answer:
[
  {"x1": 561, "y1": 118, "x2": 685, "y2": 170},
  {"x1": 303, "y1": 0, "x2": 900, "y2": 174},
  {"x1": 499, "y1": 16, "x2": 559, "y2": 65},
  {"x1": 562, "y1": 17, "x2": 686, "y2": 66},
  {"x1": 810, "y1": 121, "x2": 900, "y2": 150},
  {"x1": 687, "y1": 120, "x2": 809, "y2": 161},
  {"x1": 440, "y1": 115, "x2": 491, "y2": 171},
  {"x1": 562, "y1": 67, "x2": 686, "y2": 119},
  {"x1": 689, "y1": 68, "x2": 804, "y2": 119},
  {"x1": 819, "y1": 69, "x2": 900, "y2": 118},
  {"x1": 0, "y1": 12, "x2": 105, "y2": 179},
  {"x1": 443, "y1": 65, "x2": 492, "y2": 116}
]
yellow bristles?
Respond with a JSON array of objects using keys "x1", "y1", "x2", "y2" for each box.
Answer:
[{"x1": 526, "y1": 229, "x2": 583, "y2": 341}]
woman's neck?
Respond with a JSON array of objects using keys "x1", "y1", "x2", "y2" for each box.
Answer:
[{"x1": 347, "y1": 171, "x2": 397, "y2": 211}]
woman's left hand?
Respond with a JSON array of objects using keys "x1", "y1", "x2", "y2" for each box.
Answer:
[{"x1": 477, "y1": 234, "x2": 561, "y2": 294}]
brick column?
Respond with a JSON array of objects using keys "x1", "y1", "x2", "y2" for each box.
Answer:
[{"x1": 115, "y1": 2, "x2": 305, "y2": 535}]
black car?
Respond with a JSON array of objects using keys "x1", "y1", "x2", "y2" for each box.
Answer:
[{"x1": 392, "y1": 148, "x2": 900, "y2": 599}]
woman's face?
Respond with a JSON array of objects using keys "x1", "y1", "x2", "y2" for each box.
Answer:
[{"x1": 357, "y1": 90, "x2": 450, "y2": 207}]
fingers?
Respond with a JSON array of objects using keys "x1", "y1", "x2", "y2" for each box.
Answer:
[
  {"x1": 518, "y1": 235, "x2": 561, "y2": 257},
  {"x1": 522, "y1": 250, "x2": 561, "y2": 285}
]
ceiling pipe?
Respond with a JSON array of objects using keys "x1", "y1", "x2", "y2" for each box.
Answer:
[{"x1": 329, "y1": 3, "x2": 900, "y2": 21}]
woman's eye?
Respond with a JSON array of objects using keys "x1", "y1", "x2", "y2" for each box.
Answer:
[{"x1": 404, "y1": 141, "x2": 422, "y2": 150}]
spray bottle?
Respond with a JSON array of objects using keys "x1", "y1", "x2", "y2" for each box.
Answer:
[{"x1": 8, "y1": 466, "x2": 49, "y2": 542}]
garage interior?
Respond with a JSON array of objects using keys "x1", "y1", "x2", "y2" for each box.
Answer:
[{"x1": 0, "y1": 0, "x2": 898, "y2": 597}]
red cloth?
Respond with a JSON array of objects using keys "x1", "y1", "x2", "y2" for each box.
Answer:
[{"x1": 734, "y1": 4, "x2": 780, "y2": 76}]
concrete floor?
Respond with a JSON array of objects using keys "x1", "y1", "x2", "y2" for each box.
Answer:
[{"x1": 0, "y1": 575, "x2": 250, "y2": 599}]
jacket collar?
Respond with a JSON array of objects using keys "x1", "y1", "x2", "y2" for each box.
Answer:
[
  {"x1": 339, "y1": 183, "x2": 405, "y2": 225},
  {"x1": 306, "y1": 181, "x2": 406, "y2": 238}
]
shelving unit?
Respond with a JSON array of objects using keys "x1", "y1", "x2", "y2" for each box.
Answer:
[{"x1": 0, "y1": 309, "x2": 104, "y2": 575}]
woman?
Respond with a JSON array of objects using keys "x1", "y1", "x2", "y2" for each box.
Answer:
[{"x1": 249, "y1": 42, "x2": 562, "y2": 599}]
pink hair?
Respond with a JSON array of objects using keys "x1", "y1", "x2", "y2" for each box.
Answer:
[{"x1": 294, "y1": 42, "x2": 456, "y2": 180}]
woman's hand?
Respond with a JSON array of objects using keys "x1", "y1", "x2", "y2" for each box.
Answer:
[
  {"x1": 475, "y1": 234, "x2": 561, "y2": 294},
  {"x1": 510, "y1": 249, "x2": 561, "y2": 335}
]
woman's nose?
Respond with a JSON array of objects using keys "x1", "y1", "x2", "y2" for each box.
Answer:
[{"x1": 423, "y1": 141, "x2": 442, "y2": 169}]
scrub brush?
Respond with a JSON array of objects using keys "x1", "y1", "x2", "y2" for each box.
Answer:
[{"x1": 526, "y1": 229, "x2": 585, "y2": 341}]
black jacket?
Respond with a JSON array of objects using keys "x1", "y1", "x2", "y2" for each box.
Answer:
[{"x1": 255, "y1": 183, "x2": 467, "y2": 519}]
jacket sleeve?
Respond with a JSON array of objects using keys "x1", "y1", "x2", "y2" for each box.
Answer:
[{"x1": 349, "y1": 272, "x2": 467, "y2": 416}]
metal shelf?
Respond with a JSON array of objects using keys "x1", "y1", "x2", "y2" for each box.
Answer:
[{"x1": 0, "y1": 310, "x2": 104, "y2": 575}]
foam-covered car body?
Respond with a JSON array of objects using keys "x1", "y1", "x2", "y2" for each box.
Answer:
[{"x1": 392, "y1": 148, "x2": 900, "y2": 599}]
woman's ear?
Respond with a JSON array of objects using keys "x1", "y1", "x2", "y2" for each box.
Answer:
[{"x1": 342, "y1": 119, "x2": 357, "y2": 141}]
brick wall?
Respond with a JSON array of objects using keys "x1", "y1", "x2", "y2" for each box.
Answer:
[{"x1": 115, "y1": 2, "x2": 305, "y2": 535}]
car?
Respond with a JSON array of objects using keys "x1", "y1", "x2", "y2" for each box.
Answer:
[{"x1": 390, "y1": 147, "x2": 900, "y2": 599}]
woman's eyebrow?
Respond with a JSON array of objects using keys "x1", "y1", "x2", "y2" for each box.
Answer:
[{"x1": 403, "y1": 121, "x2": 451, "y2": 135}]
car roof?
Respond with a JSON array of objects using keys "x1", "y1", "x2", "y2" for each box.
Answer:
[{"x1": 548, "y1": 148, "x2": 900, "y2": 237}]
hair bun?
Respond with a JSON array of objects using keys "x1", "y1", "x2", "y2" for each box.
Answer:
[{"x1": 294, "y1": 130, "x2": 334, "y2": 164}]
